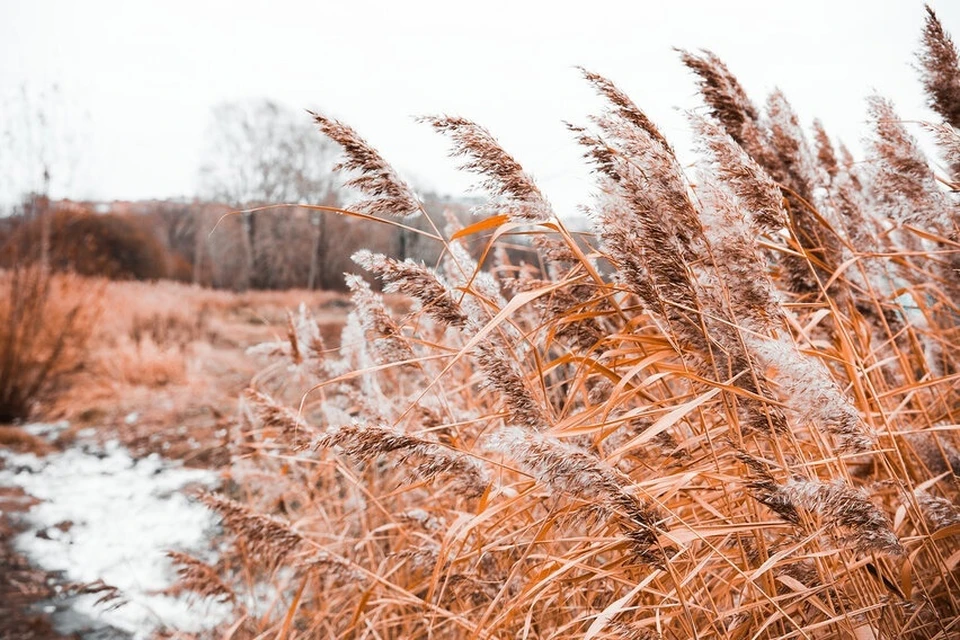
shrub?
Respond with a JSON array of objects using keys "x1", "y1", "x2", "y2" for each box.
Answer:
[
  {"x1": 184, "y1": 7, "x2": 960, "y2": 639},
  {"x1": 3, "y1": 207, "x2": 171, "y2": 281},
  {"x1": 0, "y1": 266, "x2": 101, "y2": 423}
]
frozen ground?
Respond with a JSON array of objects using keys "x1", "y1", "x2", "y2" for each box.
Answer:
[{"x1": 0, "y1": 422, "x2": 232, "y2": 638}]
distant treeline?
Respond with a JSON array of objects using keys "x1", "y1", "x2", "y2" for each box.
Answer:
[{"x1": 0, "y1": 193, "x2": 539, "y2": 291}]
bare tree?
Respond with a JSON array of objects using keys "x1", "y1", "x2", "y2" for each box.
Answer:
[
  {"x1": 0, "y1": 84, "x2": 86, "y2": 269},
  {"x1": 199, "y1": 99, "x2": 339, "y2": 289}
]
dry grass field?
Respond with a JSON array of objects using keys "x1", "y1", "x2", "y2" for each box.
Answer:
[
  {"x1": 41, "y1": 280, "x2": 354, "y2": 459},
  {"x1": 0, "y1": 277, "x2": 361, "y2": 638}
]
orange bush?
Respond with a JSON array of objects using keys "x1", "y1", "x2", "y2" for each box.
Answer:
[
  {"x1": 0, "y1": 266, "x2": 101, "y2": 422},
  {"x1": 3, "y1": 207, "x2": 171, "y2": 281}
]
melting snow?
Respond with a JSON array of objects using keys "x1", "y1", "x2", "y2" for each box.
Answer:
[{"x1": 0, "y1": 432, "x2": 231, "y2": 638}]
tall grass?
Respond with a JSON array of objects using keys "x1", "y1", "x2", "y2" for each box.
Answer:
[
  {"x1": 0, "y1": 265, "x2": 101, "y2": 423},
  {"x1": 183, "y1": 7, "x2": 959, "y2": 638}
]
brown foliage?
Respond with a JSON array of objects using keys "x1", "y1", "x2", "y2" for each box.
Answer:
[
  {"x1": 0, "y1": 266, "x2": 100, "y2": 422},
  {"x1": 3, "y1": 205, "x2": 170, "y2": 280}
]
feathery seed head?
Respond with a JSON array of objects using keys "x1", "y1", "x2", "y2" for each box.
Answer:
[
  {"x1": 919, "y1": 5, "x2": 960, "y2": 130},
  {"x1": 420, "y1": 115, "x2": 551, "y2": 222},
  {"x1": 310, "y1": 111, "x2": 420, "y2": 217},
  {"x1": 352, "y1": 249, "x2": 467, "y2": 327}
]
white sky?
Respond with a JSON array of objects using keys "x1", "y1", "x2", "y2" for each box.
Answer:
[{"x1": 2, "y1": 0, "x2": 958, "y2": 214}]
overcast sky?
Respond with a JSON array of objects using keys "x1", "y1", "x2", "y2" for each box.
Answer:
[{"x1": 2, "y1": 0, "x2": 958, "y2": 213}]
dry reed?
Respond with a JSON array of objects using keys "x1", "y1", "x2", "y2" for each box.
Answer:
[{"x1": 190, "y1": 8, "x2": 960, "y2": 638}]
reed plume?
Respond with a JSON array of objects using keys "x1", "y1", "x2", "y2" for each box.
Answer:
[
  {"x1": 199, "y1": 492, "x2": 304, "y2": 567},
  {"x1": 420, "y1": 115, "x2": 551, "y2": 222},
  {"x1": 165, "y1": 551, "x2": 236, "y2": 604},
  {"x1": 739, "y1": 454, "x2": 902, "y2": 555},
  {"x1": 690, "y1": 113, "x2": 787, "y2": 235},
  {"x1": 912, "y1": 488, "x2": 960, "y2": 530},
  {"x1": 352, "y1": 249, "x2": 467, "y2": 327},
  {"x1": 746, "y1": 335, "x2": 875, "y2": 452},
  {"x1": 780, "y1": 478, "x2": 903, "y2": 556},
  {"x1": 244, "y1": 388, "x2": 316, "y2": 449},
  {"x1": 344, "y1": 274, "x2": 415, "y2": 365},
  {"x1": 868, "y1": 95, "x2": 951, "y2": 228},
  {"x1": 472, "y1": 327, "x2": 550, "y2": 431},
  {"x1": 487, "y1": 426, "x2": 666, "y2": 566},
  {"x1": 309, "y1": 111, "x2": 420, "y2": 217},
  {"x1": 314, "y1": 421, "x2": 489, "y2": 497},
  {"x1": 919, "y1": 5, "x2": 960, "y2": 131},
  {"x1": 678, "y1": 49, "x2": 760, "y2": 146},
  {"x1": 922, "y1": 121, "x2": 960, "y2": 180}
]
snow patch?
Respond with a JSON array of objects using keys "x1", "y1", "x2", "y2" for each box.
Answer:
[{"x1": 0, "y1": 438, "x2": 231, "y2": 638}]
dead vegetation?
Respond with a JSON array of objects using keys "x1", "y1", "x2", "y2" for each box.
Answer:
[
  {"x1": 0, "y1": 265, "x2": 101, "y2": 423},
  {"x1": 0, "y1": 6, "x2": 957, "y2": 640},
  {"x1": 172, "y1": 7, "x2": 960, "y2": 639}
]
